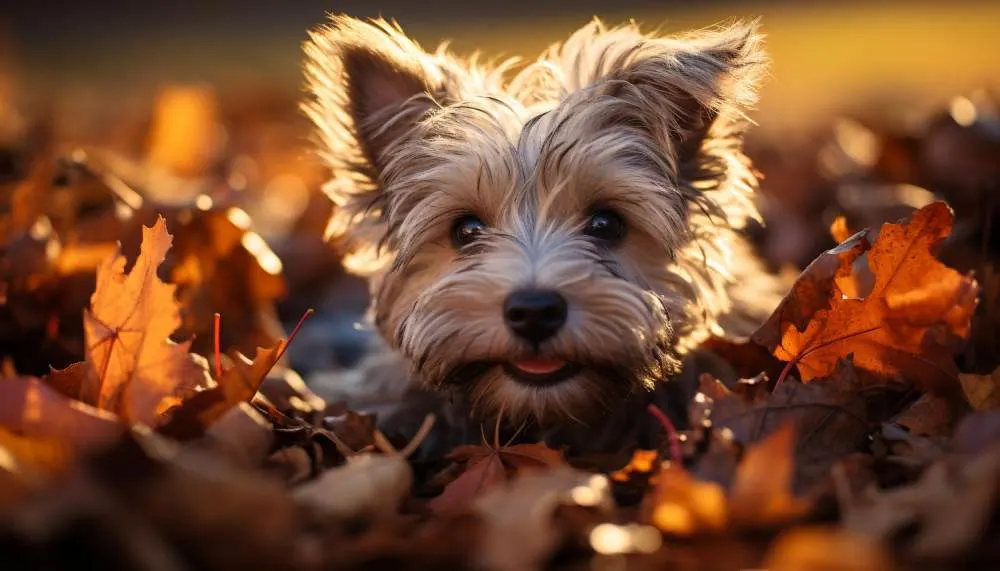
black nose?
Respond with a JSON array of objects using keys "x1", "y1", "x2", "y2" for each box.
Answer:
[{"x1": 503, "y1": 289, "x2": 568, "y2": 343}]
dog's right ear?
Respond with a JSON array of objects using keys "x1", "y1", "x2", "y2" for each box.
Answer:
[
  {"x1": 304, "y1": 15, "x2": 442, "y2": 173},
  {"x1": 304, "y1": 16, "x2": 444, "y2": 273}
]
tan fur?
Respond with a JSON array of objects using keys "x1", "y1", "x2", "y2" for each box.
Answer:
[{"x1": 304, "y1": 15, "x2": 785, "y2": 424}]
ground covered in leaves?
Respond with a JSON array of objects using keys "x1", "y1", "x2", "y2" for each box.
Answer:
[{"x1": 2, "y1": 78, "x2": 1000, "y2": 570}]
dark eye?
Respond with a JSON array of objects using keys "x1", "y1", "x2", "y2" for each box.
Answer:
[
  {"x1": 584, "y1": 209, "x2": 626, "y2": 243},
  {"x1": 451, "y1": 214, "x2": 487, "y2": 248}
]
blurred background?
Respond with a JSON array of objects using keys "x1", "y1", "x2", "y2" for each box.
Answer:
[{"x1": 2, "y1": 0, "x2": 1000, "y2": 379}]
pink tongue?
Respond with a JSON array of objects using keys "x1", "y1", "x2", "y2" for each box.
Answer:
[{"x1": 512, "y1": 359, "x2": 565, "y2": 374}]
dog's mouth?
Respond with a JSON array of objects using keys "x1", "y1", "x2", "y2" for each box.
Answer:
[{"x1": 503, "y1": 359, "x2": 581, "y2": 387}]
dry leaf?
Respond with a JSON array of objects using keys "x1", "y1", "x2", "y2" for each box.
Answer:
[
  {"x1": 709, "y1": 359, "x2": 871, "y2": 491},
  {"x1": 762, "y1": 526, "x2": 893, "y2": 571},
  {"x1": 728, "y1": 423, "x2": 813, "y2": 529},
  {"x1": 843, "y1": 442, "x2": 1000, "y2": 561},
  {"x1": 293, "y1": 453, "x2": 412, "y2": 520},
  {"x1": 429, "y1": 441, "x2": 567, "y2": 513},
  {"x1": 471, "y1": 468, "x2": 612, "y2": 571},
  {"x1": 753, "y1": 229, "x2": 870, "y2": 353},
  {"x1": 643, "y1": 464, "x2": 728, "y2": 536},
  {"x1": 829, "y1": 215, "x2": 854, "y2": 244},
  {"x1": 82, "y1": 216, "x2": 210, "y2": 425},
  {"x1": 0, "y1": 428, "x2": 74, "y2": 475},
  {"x1": 894, "y1": 392, "x2": 961, "y2": 437},
  {"x1": 0, "y1": 376, "x2": 123, "y2": 474},
  {"x1": 610, "y1": 449, "x2": 658, "y2": 482},
  {"x1": 0, "y1": 376, "x2": 121, "y2": 444},
  {"x1": 754, "y1": 202, "x2": 978, "y2": 391},
  {"x1": 959, "y1": 367, "x2": 1000, "y2": 411},
  {"x1": 159, "y1": 344, "x2": 282, "y2": 439}
]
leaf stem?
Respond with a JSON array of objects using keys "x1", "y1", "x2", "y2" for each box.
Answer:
[
  {"x1": 646, "y1": 403, "x2": 683, "y2": 465},
  {"x1": 213, "y1": 312, "x2": 222, "y2": 379},
  {"x1": 775, "y1": 357, "x2": 798, "y2": 390},
  {"x1": 274, "y1": 308, "x2": 315, "y2": 364}
]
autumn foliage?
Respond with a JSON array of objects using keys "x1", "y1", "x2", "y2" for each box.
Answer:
[{"x1": 2, "y1": 83, "x2": 1000, "y2": 571}]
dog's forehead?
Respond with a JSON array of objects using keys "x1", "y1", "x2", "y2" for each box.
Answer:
[{"x1": 415, "y1": 94, "x2": 665, "y2": 228}]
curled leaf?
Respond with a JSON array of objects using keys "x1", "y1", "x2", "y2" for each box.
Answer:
[{"x1": 754, "y1": 202, "x2": 978, "y2": 391}]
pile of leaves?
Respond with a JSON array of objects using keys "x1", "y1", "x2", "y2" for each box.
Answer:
[{"x1": 2, "y1": 78, "x2": 1000, "y2": 569}]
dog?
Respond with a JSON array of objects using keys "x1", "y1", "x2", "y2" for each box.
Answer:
[{"x1": 303, "y1": 14, "x2": 785, "y2": 448}]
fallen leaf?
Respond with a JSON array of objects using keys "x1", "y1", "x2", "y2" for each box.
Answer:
[
  {"x1": 643, "y1": 464, "x2": 728, "y2": 536},
  {"x1": 829, "y1": 215, "x2": 854, "y2": 244},
  {"x1": 753, "y1": 229, "x2": 870, "y2": 352},
  {"x1": 0, "y1": 376, "x2": 121, "y2": 444},
  {"x1": 194, "y1": 403, "x2": 275, "y2": 468},
  {"x1": 293, "y1": 453, "x2": 412, "y2": 521},
  {"x1": 959, "y1": 366, "x2": 1000, "y2": 410},
  {"x1": 0, "y1": 428, "x2": 73, "y2": 475},
  {"x1": 82, "y1": 216, "x2": 210, "y2": 424},
  {"x1": 728, "y1": 423, "x2": 813, "y2": 529},
  {"x1": 953, "y1": 410, "x2": 1000, "y2": 455},
  {"x1": 609, "y1": 448, "x2": 658, "y2": 482},
  {"x1": 754, "y1": 202, "x2": 978, "y2": 391},
  {"x1": 471, "y1": 467, "x2": 612, "y2": 571},
  {"x1": 42, "y1": 362, "x2": 88, "y2": 400},
  {"x1": 843, "y1": 442, "x2": 1000, "y2": 561},
  {"x1": 709, "y1": 359, "x2": 871, "y2": 491},
  {"x1": 158, "y1": 344, "x2": 282, "y2": 439},
  {"x1": 428, "y1": 441, "x2": 567, "y2": 513},
  {"x1": 894, "y1": 392, "x2": 961, "y2": 437},
  {"x1": 0, "y1": 376, "x2": 123, "y2": 474},
  {"x1": 762, "y1": 526, "x2": 893, "y2": 571}
]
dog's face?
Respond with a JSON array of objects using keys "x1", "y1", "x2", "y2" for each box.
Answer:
[{"x1": 305, "y1": 16, "x2": 767, "y2": 423}]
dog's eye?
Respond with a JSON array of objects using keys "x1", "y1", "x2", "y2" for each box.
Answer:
[
  {"x1": 451, "y1": 215, "x2": 487, "y2": 248},
  {"x1": 585, "y1": 209, "x2": 626, "y2": 243}
]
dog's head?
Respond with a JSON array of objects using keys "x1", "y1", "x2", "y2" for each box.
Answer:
[{"x1": 305, "y1": 16, "x2": 768, "y2": 423}]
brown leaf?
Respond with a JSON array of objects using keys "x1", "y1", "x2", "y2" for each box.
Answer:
[
  {"x1": 728, "y1": 424, "x2": 813, "y2": 529},
  {"x1": 0, "y1": 428, "x2": 74, "y2": 476},
  {"x1": 754, "y1": 202, "x2": 978, "y2": 391},
  {"x1": 159, "y1": 344, "x2": 282, "y2": 439},
  {"x1": 843, "y1": 442, "x2": 1000, "y2": 561},
  {"x1": 753, "y1": 229, "x2": 870, "y2": 352},
  {"x1": 293, "y1": 454, "x2": 412, "y2": 521},
  {"x1": 42, "y1": 362, "x2": 88, "y2": 400},
  {"x1": 609, "y1": 449, "x2": 658, "y2": 483},
  {"x1": 762, "y1": 526, "x2": 893, "y2": 571},
  {"x1": 471, "y1": 467, "x2": 612, "y2": 571},
  {"x1": 428, "y1": 454, "x2": 507, "y2": 513},
  {"x1": 959, "y1": 366, "x2": 1000, "y2": 411},
  {"x1": 82, "y1": 216, "x2": 210, "y2": 425},
  {"x1": 894, "y1": 392, "x2": 961, "y2": 437},
  {"x1": 429, "y1": 441, "x2": 567, "y2": 513},
  {"x1": 829, "y1": 215, "x2": 854, "y2": 244},
  {"x1": 709, "y1": 359, "x2": 871, "y2": 491},
  {"x1": 643, "y1": 464, "x2": 728, "y2": 536},
  {"x1": 0, "y1": 376, "x2": 123, "y2": 474}
]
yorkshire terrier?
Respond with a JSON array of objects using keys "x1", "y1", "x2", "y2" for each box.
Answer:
[{"x1": 303, "y1": 15, "x2": 784, "y2": 451}]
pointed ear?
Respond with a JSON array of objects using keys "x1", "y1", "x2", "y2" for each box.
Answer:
[
  {"x1": 304, "y1": 15, "x2": 443, "y2": 173},
  {"x1": 540, "y1": 19, "x2": 767, "y2": 162},
  {"x1": 617, "y1": 21, "x2": 767, "y2": 160}
]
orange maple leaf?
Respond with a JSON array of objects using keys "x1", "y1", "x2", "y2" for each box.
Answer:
[
  {"x1": 82, "y1": 216, "x2": 210, "y2": 425},
  {"x1": 753, "y1": 202, "x2": 978, "y2": 391}
]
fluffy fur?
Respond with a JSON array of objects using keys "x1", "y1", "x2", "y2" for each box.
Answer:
[{"x1": 304, "y1": 15, "x2": 784, "y2": 425}]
